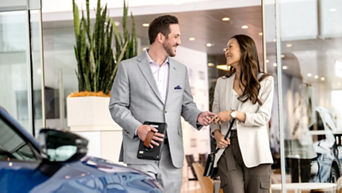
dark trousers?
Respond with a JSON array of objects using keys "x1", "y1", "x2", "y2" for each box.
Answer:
[{"x1": 217, "y1": 130, "x2": 271, "y2": 193}]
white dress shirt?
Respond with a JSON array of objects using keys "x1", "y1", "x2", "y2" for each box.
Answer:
[
  {"x1": 146, "y1": 50, "x2": 169, "y2": 103},
  {"x1": 230, "y1": 90, "x2": 240, "y2": 130}
]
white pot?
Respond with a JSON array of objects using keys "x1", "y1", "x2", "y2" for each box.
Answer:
[{"x1": 66, "y1": 96, "x2": 122, "y2": 163}]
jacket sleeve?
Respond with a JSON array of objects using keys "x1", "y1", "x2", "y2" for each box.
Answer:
[
  {"x1": 210, "y1": 78, "x2": 221, "y2": 134},
  {"x1": 181, "y1": 67, "x2": 202, "y2": 129},
  {"x1": 109, "y1": 61, "x2": 141, "y2": 139},
  {"x1": 242, "y1": 76, "x2": 274, "y2": 127}
]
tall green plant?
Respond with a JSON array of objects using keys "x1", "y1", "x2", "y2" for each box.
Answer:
[{"x1": 72, "y1": 0, "x2": 137, "y2": 94}]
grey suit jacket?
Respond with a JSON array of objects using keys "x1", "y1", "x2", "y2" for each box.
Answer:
[{"x1": 109, "y1": 52, "x2": 201, "y2": 168}]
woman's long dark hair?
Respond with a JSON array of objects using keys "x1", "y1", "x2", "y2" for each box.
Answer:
[{"x1": 225, "y1": 34, "x2": 271, "y2": 105}]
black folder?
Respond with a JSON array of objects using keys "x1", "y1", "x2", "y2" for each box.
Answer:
[{"x1": 137, "y1": 122, "x2": 166, "y2": 160}]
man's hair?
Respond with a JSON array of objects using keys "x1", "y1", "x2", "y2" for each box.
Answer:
[{"x1": 148, "y1": 15, "x2": 178, "y2": 44}]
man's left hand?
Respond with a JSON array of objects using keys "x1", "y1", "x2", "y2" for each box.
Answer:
[{"x1": 197, "y1": 111, "x2": 215, "y2": 126}]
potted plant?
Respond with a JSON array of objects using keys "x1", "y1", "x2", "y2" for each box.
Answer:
[{"x1": 67, "y1": 0, "x2": 137, "y2": 163}]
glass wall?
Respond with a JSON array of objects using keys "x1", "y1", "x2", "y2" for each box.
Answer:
[
  {"x1": 0, "y1": 0, "x2": 43, "y2": 136},
  {"x1": 266, "y1": 0, "x2": 342, "y2": 191}
]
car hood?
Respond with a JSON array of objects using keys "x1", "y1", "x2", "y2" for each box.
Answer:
[
  {"x1": 30, "y1": 156, "x2": 162, "y2": 193},
  {"x1": 80, "y1": 156, "x2": 146, "y2": 174}
]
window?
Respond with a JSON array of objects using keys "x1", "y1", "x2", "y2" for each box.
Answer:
[{"x1": 0, "y1": 118, "x2": 40, "y2": 161}]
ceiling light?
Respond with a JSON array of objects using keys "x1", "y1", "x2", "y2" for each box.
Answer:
[
  {"x1": 321, "y1": 77, "x2": 325, "y2": 81},
  {"x1": 258, "y1": 32, "x2": 263, "y2": 36},
  {"x1": 189, "y1": 37, "x2": 195, "y2": 41},
  {"x1": 208, "y1": 62, "x2": 214, "y2": 67},
  {"x1": 330, "y1": 8, "x2": 337, "y2": 12},
  {"x1": 266, "y1": 59, "x2": 269, "y2": 63},
  {"x1": 142, "y1": 23, "x2": 149, "y2": 27},
  {"x1": 206, "y1": 43, "x2": 213, "y2": 47},
  {"x1": 241, "y1": 25, "x2": 248, "y2": 29},
  {"x1": 307, "y1": 73, "x2": 312, "y2": 77},
  {"x1": 273, "y1": 62, "x2": 277, "y2": 67},
  {"x1": 314, "y1": 75, "x2": 319, "y2": 79},
  {"x1": 222, "y1": 17, "x2": 230, "y2": 21},
  {"x1": 281, "y1": 54, "x2": 285, "y2": 58},
  {"x1": 282, "y1": 65, "x2": 288, "y2": 70},
  {"x1": 216, "y1": 65, "x2": 230, "y2": 71},
  {"x1": 286, "y1": 43, "x2": 292, "y2": 48},
  {"x1": 142, "y1": 47, "x2": 148, "y2": 51}
]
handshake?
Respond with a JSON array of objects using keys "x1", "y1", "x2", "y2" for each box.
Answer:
[
  {"x1": 197, "y1": 110, "x2": 236, "y2": 126},
  {"x1": 137, "y1": 110, "x2": 237, "y2": 148}
]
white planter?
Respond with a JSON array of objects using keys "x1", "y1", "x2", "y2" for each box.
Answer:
[{"x1": 67, "y1": 96, "x2": 122, "y2": 163}]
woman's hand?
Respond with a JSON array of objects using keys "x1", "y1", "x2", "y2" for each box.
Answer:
[
  {"x1": 210, "y1": 110, "x2": 232, "y2": 124},
  {"x1": 213, "y1": 130, "x2": 230, "y2": 149}
]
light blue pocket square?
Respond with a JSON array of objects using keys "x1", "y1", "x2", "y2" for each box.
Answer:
[{"x1": 174, "y1": 85, "x2": 182, "y2": 90}]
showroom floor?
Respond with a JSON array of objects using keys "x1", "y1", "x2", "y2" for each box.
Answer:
[{"x1": 181, "y1": 180, "x2": 201, "y2": 193}]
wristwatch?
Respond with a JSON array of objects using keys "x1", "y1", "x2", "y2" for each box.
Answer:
[{"x1": 231, "y1": 111, "x2": 237, "y2": 119}]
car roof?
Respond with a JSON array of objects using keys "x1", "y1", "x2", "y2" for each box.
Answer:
[{"x1": 0, "y1": 106, "x2": 41, "y2": 153}]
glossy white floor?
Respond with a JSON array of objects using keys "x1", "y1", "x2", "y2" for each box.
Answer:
[
  {"x1": 181, "y1": 163, "x2": 202, "y2": 193},
  {"x1": 181, "y1": 180, "x2": 202, "y2": 193}
]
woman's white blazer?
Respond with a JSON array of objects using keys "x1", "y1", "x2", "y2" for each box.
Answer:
[{"x1": 211, "y1": 74, "x2": 274, "y2": 168}]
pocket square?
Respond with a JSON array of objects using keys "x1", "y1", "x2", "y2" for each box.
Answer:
[{"x1": 174, "y1": 85, "x2": 182, "y2": 90}]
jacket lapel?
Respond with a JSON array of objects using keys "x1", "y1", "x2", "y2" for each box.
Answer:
[
  {"x1": 136, "y1": 53, "x2": 163, "y2": 103},
  {"x1": 225, "y1": 73, "x2": 235, "y2": 111},
  {"x1": 166, "y1": 59, "x2": 176, "y2": 104}
]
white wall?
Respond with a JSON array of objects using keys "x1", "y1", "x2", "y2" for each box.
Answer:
[{"x1": 174, "y1": 46, "x2": 210, "y2": 158}]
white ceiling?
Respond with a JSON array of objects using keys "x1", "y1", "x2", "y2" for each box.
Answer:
[
  {"x1": 43, "y1": 6, "x2": 263, "y2": 56},
  {"x1": 40, "y1": 0, "x2": 342, "y2": 89}
]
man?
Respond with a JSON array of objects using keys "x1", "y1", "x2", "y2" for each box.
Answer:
[{"x1": 109, "y1": 15, "x2": 214, "y2": 192}]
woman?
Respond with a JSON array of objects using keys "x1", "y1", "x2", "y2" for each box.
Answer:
[{"x1": 210, "y1": 34, "x2": 274, "y2": 193}]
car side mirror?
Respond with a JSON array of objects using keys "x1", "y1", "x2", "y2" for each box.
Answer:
[{"x1": 39, "y1": 128, "x2": 88, "y2": 162}]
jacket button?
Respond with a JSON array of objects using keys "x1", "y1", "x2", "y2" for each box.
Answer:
[{"x1": 164, "y1": 110, "x2": 167, "y2": 113}]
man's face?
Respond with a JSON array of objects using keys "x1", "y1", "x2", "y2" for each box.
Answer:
[{"x1": 162, "y1": 24, "x2": 181, "y2": 57}]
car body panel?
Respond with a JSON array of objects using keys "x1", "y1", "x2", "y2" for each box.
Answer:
[
  {"x1": 30, "y1": 157, "x2": 162, "y2": 193},
  {"x1": 0, "y1": 107, "x2": 162, "y2": 193},
  {"x1": 0, "y1": 162, "x2": 48, "y2": 192}
]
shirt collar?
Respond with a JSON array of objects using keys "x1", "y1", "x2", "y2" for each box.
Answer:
[{"x1": 145, "y1": 49, "x2": 169, "y2": 66}]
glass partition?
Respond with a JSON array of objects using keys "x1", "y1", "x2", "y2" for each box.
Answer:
[
  {"x1": 266, "y1": 0, "x2": 342, "y2": 192},
  {"x1": 0, "y1": 0, "x2": 43, "y2": 136}
]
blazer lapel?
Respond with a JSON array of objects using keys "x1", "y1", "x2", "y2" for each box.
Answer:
[
  {"x1": 166, "y1": 59, "x2": 176, "y2": 104},
  {"x1": 136, "y1": 53, "x2": 163, "y2": 103},
  {"x1": 225, "y1": 73, "x2": 235, "y2": 111}
]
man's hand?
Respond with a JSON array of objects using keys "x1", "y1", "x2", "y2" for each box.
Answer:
[
  {"x1": 197, "y1": 111, "x2": 215, "y2": 126},
  {"x1": 137, "y1": 125, "x2": 164, "y2": 148},
  {"x1": 210, "y1": 110, "x2": 232, "y2": 124}
]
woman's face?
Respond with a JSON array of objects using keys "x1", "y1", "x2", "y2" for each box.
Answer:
[{"x1": 224, "y1": 38, "x2": 241, "y2": 69}]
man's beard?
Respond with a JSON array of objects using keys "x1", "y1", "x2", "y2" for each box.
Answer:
[{"x1": 163, "y1": 42, "x2": 176, "y2": 57}]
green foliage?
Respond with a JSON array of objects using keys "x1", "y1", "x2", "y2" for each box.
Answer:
[{"x1": 72, "y1": 0, "x2": 137, "y2": 94}]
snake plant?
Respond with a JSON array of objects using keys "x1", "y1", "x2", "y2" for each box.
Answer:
[{"x1": 72, "y1": 0, "x2": 137, "y2": 95}]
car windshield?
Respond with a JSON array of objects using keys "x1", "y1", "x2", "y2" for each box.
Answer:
[{"x1": 0, "y1": 118, "x2": 40, "y2": 161}]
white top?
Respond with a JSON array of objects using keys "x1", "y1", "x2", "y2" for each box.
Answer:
[
  {"x1": 146, "y1": 50, "x2": 169, "y2": 103},
  {"x1": 230, "y1": 89, "x2": 240, "y2": 130}
]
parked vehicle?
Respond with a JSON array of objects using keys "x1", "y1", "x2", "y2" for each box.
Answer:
[
  {"x1": 0, "y1": 107, "x2": 162, "y2": 193},
  {"x1": 310, "y1": 107, "x2": 342, "y2": 183}
]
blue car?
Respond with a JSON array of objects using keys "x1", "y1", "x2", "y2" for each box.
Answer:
[{"x1": 0, "y1": 107, "x2": 162, "y2": 193}]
